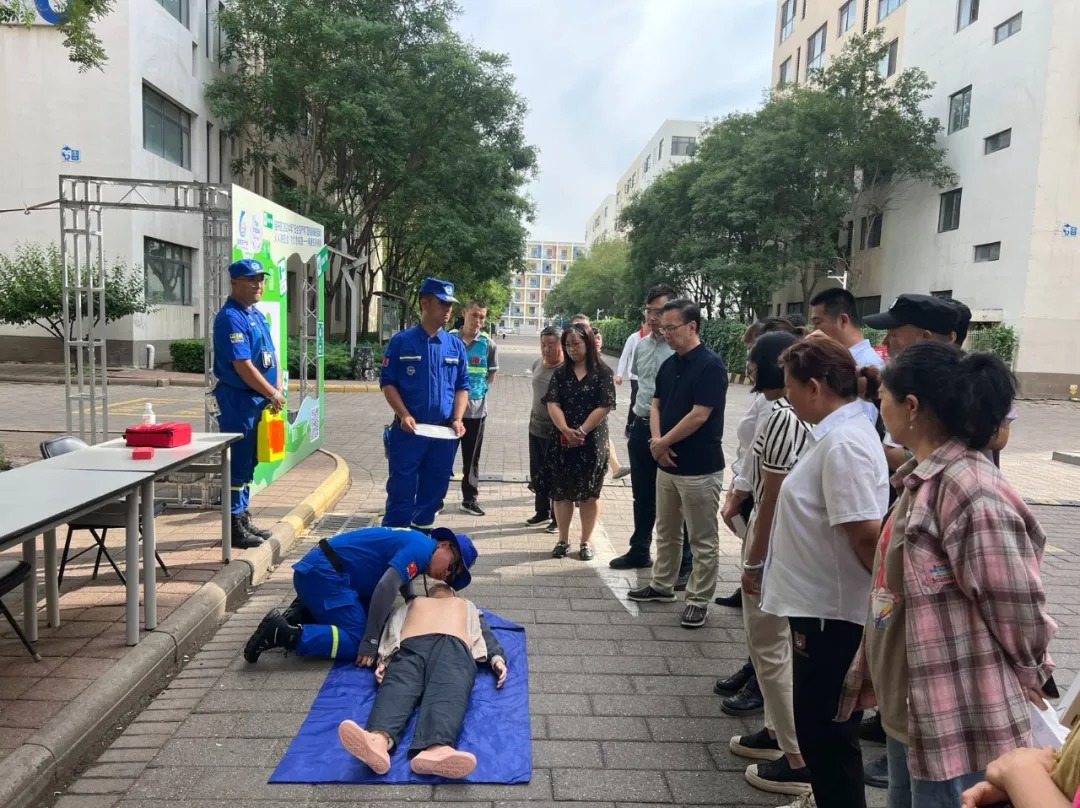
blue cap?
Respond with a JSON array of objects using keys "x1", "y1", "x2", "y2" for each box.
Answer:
[
  {"x1": 432, "y1": 527, "x2": 477, "y2": 590},
  {"x1": 419, "y1": 277, "x2": 458, "y2": 303},
  {"x1": 229, "y1": 258, "x2": 267, "y2": 279}
]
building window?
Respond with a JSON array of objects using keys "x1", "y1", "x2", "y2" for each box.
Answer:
[
  {"x1": 855, "y1": 296, "x2": 882, "y2": 317},
  {"x1": 930, "y1": 289, "x2": 954, "y2": 299},
  {"x1": 994, "y1": 12, "x2": 1022, "y2": 43},
  {"x1": 860, "y1": 214, "x2": 883, "y2": 249},
  {"x1": 780, "y1": 0, "x2": 796, "y2": 42},
  {"x1": 984, "y1": 128, "x2": 1012, "y2": 154},
  {"x1": 878, "y1": 38, "x2": 898, "y2": 77},
  {"x1": 657, "y1": 139, "x2": 664, "y2": 160},
  {"x1": 643, "y1": 155, "x2": 651, "y2": 173},
  {"x1": 956, "y1": 0, "x2": 979, "y2": 30},
  {"x1": 593, "y1": 215, "x2": 601, "y2": 229},
  {"x1": 839, "y1": 0, "x2": 856, "y2": 34},
  {"x1": 778, "y1": 56, "x2": 792, "y2": 87},
  {"x1": 878, "y1": 0, "x2": 904, "y2": 22},
  {"x1": 938, "y1": 189, "x2": 962, "y2": 232},
  {"x1": 948, "y1": 86, "x2": 972, "y2": 134},
  {"x1": 559, "y1": 247, "x2": 568, "y2": 260},
  {"x1": 155, "y1": 0, "x2": 189, "y2": 27},
  {"x1": 786, "y1": 301, "x2": 805, "y2": 315},
  {"x1": 143, "y1": 85, "x2": 192, "y2": 169},
  {"x1": 144, "y1": 238, "x2": 193, "y2": 306},
  {"x1": 974, "y1": 241, "x2": 1001, "y2": 262},
  {"x1": 670, "y1": 136, "x2": 696, "y2": 157},
  {"x1": 807, "y1": 24, "x2": 827, "y2": 75}
]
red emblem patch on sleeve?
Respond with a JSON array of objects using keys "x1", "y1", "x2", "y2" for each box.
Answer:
[
  {"x1": 381, "y1": 356, "x2": 389, "y2": 366},
  {"x1": 406, "y1": 561, "x2": 418, "y2": 578}
]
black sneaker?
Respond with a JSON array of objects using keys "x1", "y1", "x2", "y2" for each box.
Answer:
[
  {"x1": 525, "y1": 513, "x2": 551, "y2": 527},
  {"x1": 608, "y1": 552, "x2": 653, "y2": 570},
  {"x1": 714, "y1": 587, "x2": 743, "y2": 609},
  {"x1": 859, "y1": 711, "x2": 887, "y2": 745},
  {"x1": 545, "y1": 520, "x2": 559, "y2": 534},
  {"x1": 714, "y1": 659, "x2": 754, "y2": 696},
  {"x1": 745, "y1": 757, "x2": 812, "y2": 796},
  {"x1": 721, "y1": 675, "x2": 765, "y2": 716},
  {"x1": 241, "y1": 510, "x2": 272, "y2": 540},
  {"x1": 460, "y1": 500, "x2": 486, "y2": 517},
  {"x1": 551, "y1": 543, "x2": 569, "y2": 559},
  {"x1": 674, "y1": 572, "x2": 690, "y2": 592},
  {"x1": 864, "y1": 753, "x2": 889, "y2": 789},
  {"x1": 626, "y1": 585, "x2": 676, "y2": 603},
  {"x1": 578, "y1": 545, "x2": 594, "y2": 561},
  {"x1": 728, "y1": 727, "x2": 783, "y2": 761},
  {"x1": 681, "y1": 603, "x2": 707, "y2": 628},
  {"x1": 243, "y1": 609, "x2": 300, "y2": 663},
  {"x1": 231, "y1": 514, "x2": 264, "y2": 550}
]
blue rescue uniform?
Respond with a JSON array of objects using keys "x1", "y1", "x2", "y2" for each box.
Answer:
[
  {"x1": 290, "y1": 527, "x2": 436, "y2": 659},
  {"x1": 212, "y1": 297, "x2": 277, "y2": 514},
  {"x1": 380, "y1": 324, "x2": 470, "y2": 529}
]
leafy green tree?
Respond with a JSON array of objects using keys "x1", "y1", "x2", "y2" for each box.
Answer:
[
  {"x1": 0, "y1": 0, "x2": 113, "y2": 71},
  {"x1": 543, "y1": 239, "x2": 631, "y2": 322},
  {"x1": 0, "y1": 243, "x2": 152, "y2": 341}
]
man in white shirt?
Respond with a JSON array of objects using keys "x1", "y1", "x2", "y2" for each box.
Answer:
[
  {"x1": 615, "y1": 322, "x2": 645, "y2": 438},
  {"x1": 809, "y1": 287, "x2": 883, "y2": 426}
]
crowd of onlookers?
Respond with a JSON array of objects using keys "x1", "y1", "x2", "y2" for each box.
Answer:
[{"x1": 524, "y1": 286, "x2": 1077, "y2": 808}]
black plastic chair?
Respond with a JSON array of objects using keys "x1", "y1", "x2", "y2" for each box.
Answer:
[
  {"x1": 39, "y1": 436, "x2": 170, "y2": 586},
  {"x1": 0, "y1": 559, "x2": 41, "y2": 661}
]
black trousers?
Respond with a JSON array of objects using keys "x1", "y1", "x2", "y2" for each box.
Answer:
[
  {"x1": 626, "y1": 379, "x2": 639, "y2": 435},
  {"x1": 789, "y1": 616, "x2": 866, "y2": 808},
  {"x1": 626, "y1": 418, "x2": 692, "y2": 573},
  {"x1": 366, "y1": 634, "x2": 477, "y2": 754},
  {"x1": 459, "y1": 417, "x2": 486, "y2": 502},
  {"x1": 528, "y1": 432, "x2": 554, "y2": 519}
]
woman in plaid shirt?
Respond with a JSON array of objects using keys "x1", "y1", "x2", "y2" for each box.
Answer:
[{"x1": 839, "y1": 342, "x2": 1056, "y2": 808}]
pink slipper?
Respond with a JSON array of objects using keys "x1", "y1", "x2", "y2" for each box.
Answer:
[
  {"x1": 409, "y1": 745, "x2": 477, "y2": 779},
  {"x1": 338, "y1": 720, "x2": 390, "y2": 774}
]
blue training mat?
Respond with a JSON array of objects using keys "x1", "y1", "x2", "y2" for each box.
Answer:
[{"x1": 269, "y1": 612, "x2": 531, "y2": 785}]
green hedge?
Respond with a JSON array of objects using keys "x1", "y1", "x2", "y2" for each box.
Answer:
[
  {"x1": 595, "y1": 317, "x2": 750, "y2": 375},
  {"x1": 169, "y1": 337, "x2": 385, "y2": 380},
  {"x1": 861, "y1": 326, "x2": 886, "y2": 347}
]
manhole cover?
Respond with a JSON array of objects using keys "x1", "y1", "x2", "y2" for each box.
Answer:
[{"x1": 308, "y1": 513, "x2": 376, "y2": 538}]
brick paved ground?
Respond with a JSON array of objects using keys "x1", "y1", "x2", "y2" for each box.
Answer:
[{"x1": 32, "y1": 336, "x2": 1079, "y2": 808}]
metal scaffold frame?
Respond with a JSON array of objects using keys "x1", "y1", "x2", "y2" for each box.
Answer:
[{"x1": 58, "y1": 176, "x2": 232, "y2": 444}]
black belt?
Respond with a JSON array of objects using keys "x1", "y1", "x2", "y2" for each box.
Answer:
[{"x1": 318, "y1": 539, "x2": 344, "y2": 573}]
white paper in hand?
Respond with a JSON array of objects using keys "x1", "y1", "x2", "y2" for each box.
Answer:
[
  {"x1": 1031, "y1": 702, "x2": 1070, "y2": 750},
  {"x1": 414, "y1": 424, "x2": 459, "y2": 440}
]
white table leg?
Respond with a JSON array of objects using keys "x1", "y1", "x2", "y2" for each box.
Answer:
[
  {"x1": 221, "y1": 448, "x2": 231, "y2": 564},
  {"x1": 141, "y1": 479, "x2": 157, "y2": 631},
  {"x1": 125, "y1": 489, "x2": 140, "y2": 646},
  {"x1": 21, "y1": 536, "x2": 38, "y2": 643},
  {"x1": 43, "y1": 528, "x2": 60, "y2": 628}
]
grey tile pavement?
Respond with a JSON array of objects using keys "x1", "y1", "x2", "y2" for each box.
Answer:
[{"x1": 38, "y1": 336, "x2": 1079, "y2": 807}]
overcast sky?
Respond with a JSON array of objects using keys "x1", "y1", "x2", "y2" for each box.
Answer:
[{"x1": 453, "y1": 0, "x2": 777, "y2": 243}]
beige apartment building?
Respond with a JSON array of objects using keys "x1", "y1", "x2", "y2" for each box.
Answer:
[
  {"x1": 768, "y1": 0, "x2": 1080, "y2": 395},
  {"x1": 502, "y1": 240, "x2": 586, "y2": 336}
]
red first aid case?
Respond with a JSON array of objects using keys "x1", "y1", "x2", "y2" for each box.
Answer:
[{"x1": 124, "y1": 421, "x2": 192, "y2": 448}]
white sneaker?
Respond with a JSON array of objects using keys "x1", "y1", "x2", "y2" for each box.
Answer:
[{"x1": 777, "y1": 792, "x2": 815, "y2": 808}]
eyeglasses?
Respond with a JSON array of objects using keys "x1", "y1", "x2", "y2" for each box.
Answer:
[
  {"x1": 657, "y1": 322, "x2": 691, "y2": 335},
  {"x1": 447, "y1": 549, "x2": 462, "y2": 581},
  {"x1": 643, "y1": 307, "x2": 665, "y2": 318}
]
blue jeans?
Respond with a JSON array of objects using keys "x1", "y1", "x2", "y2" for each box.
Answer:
[{"x1": 886, "y1": 736, "x2": 986, "y2": 808}]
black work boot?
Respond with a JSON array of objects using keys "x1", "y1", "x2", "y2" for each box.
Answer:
[
  {"x1": 241, "y1": 510, "x2": 273, "y2": 540},
  {"x1": 714, "y1": 659, "x2": 755, "y2": 696},
  {"x1": 243, "y1": 609, "x2": 300, "y2": 663},
  {"x1": 721, "y1": 674, "x2": 765, "y2": 716},
  {"x1": 231, "y1": 513, "x2": 264, "y2": 549},
  {"x1": 282, "y1": 596, "x2": 314, "y2": 626}
]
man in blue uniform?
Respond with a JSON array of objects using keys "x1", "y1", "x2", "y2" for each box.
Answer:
[
  {"x1": 242, "y1": 525, "x2": 477, "y2": 666},
  {"x1": 212, "y1": 258, "x2": 284, "y2": 549},
  {"x1": 380, "y1": 277, "x2": 470, "y2": 531}
]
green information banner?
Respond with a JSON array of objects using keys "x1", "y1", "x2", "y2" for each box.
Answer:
[{"x1": 231, "y1": 185, "x2": 326, "y2": 491}]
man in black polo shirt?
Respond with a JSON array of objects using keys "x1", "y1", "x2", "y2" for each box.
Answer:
[{"x1": 628, "y1": 299, "x2": 727, "y2": 629}]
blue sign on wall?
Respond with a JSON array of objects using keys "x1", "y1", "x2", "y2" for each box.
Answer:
[
  {"x1": 61, "y1": 145, "x2": 80, "y2": 162},
  {"x1": 35, "y1": 1, "x2": 66, "y2": 25},
  {"x1": 1063, "y1": 223, "x2": 1078, "y2": 238}
]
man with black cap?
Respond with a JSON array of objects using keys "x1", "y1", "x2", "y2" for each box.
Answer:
[
  {"x1": 243, "y1": 525, "x2": 477, "y2": 666},
  {"x1": 380, "y1": 277, "x2": 471, "y2": 531},
  {"x1": 211, "y1": 258, "x2": 284, "y2": 549},
  {"x1": 864, "y1": 293, "x2": 960, "y2": 359}
]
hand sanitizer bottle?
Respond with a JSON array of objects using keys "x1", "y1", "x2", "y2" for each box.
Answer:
[{"x1": 142, "y1": 402, "x2": 156, "y2": 425}]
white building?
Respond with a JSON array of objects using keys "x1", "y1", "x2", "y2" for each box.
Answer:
[
  {"x1": 584, "y1": 119, "x2": 705, "y2": 247},
  {"x1": 502, "y1": 240, "x2": 585, "y2": 336},
  {"x1": 770, "y1": 0, "x2": 1080, "y2": 395}
]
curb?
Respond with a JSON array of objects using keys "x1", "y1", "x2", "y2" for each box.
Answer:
[
  {"x1": 0, "y1": 374, "x2": 382, "y2": 393},
  {"x1": 728, "y1": 372, "x2": 752, "y2": 386},
  {"x1": 0, "y1": 449, "x2": 351, "y2": 808}
]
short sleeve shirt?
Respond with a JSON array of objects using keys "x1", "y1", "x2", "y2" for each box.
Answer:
[
  {"x1": 292, "y1": 526, "x2": 436, "y2": 599},
  {"x1": 380, "y1": 325, "x2": 470, "y2": 424},
  {"x1": 212, "y1": 298, "x2": 278, "y2": 395},
  {"x1": 749, "y1": 398, "x2": 810, "y2": 504},
  {"x1": 653, "y1": 343, "x2": 728, "y2": 476}
]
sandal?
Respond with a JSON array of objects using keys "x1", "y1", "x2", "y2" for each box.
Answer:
[
  {"x1": 579, "y1": 544, "x2": 594, "y2": 561},
  {"x1": 551, "y1": 542, "x2": 569, "y2": 559}
]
